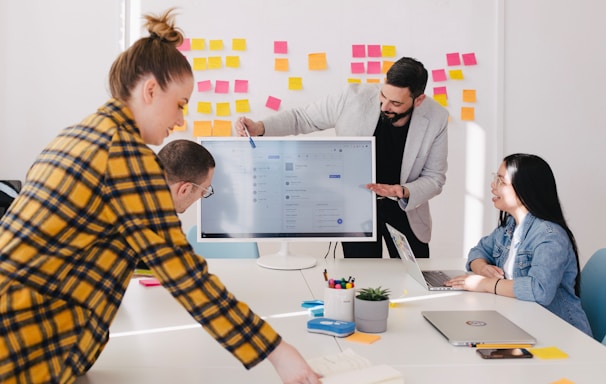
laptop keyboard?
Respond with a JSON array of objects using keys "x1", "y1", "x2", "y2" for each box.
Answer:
[{"x1": 422, "y1": 270, "x2": 450, "y2": 287}]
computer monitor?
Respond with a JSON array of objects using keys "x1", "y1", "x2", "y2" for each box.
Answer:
[{"x1": 196, "y1": 136, "x2": 376, "y2": 270}]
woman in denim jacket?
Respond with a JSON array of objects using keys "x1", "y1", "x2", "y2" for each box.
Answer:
[{"x1": 446, "y1": 154, "x2": 592, "y2": 336}]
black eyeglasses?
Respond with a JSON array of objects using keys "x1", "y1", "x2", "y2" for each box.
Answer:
[{"x1": 189, "y1": 182, "x2": 214, "y2": 198}]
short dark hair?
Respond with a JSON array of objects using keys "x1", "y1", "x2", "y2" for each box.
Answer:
[
  {"x1": 385, "y1": 57, "x2": 428, "y2": 98},
  {"x1": 158, "y1": 140, "x2": 215, "y2": 185}
]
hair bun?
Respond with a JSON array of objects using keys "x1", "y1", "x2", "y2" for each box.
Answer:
[{"x1": 144, "y1": 7, "x2": 184, "y2": 47}]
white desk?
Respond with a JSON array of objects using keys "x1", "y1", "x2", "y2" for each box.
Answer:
[{"x1": 77, "y1": 257, "x2": 605, "y2": 383}]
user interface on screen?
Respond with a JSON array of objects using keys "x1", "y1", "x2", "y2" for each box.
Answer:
[{"x1": 197, "y1": 137, "x2": 376, "y2": 241}]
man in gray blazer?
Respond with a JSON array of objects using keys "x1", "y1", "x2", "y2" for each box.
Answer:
[{"x1": 236, "y1": 57, "x2": 448, "y2": 258}]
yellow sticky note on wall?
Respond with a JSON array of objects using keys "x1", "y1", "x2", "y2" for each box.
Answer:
[
  {"x1": 193, "y1": 121, "x2": 212, "y2": 137},
  {"x1": 225, "y1": 56, "x2": 240, "y2": 68},
  {"x1": 197, "y1": 102, "x2": 212, "y2": 114},
  {"x1": 288, "y1": 77, "x2": 303, "y2": 90},
  {"x1": 216, "y1": 102, "x2": 231, "y2": 117},
  {"x1": 193, "y1": 58, "x2": 207, "y2": 71},
  {"x1": 348, "y1": 78, "x2": 362, "y2": 83},
  {"x1": 449, "y1": 69, "x2": 464, "y2": 80},
  {"x1": 433, "y1": 94, "x2": 448, "y2": 107},
  {"x1": 235, "y1": 99, "x2": 250, "y2": 113},
  {"x1": 232, "y1": 38, "x2": 246, "y2": 51},
  {"x1": 209, "y1": 39, "x2": 224, "y2": 50},
  {"x1": 382, "y1": 45, "x2": 396, "y2": 57},
  {"x1": 191, "y1": 38, "x2": 205, "y2": 50},
  {"x1": 213, "y1": 120, "x2": 232, "y2": 136},
  {"x1": 208, "y1": 56, "x2": 223, "y2": 69}
]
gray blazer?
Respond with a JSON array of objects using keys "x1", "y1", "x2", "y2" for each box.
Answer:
[{"x1": 262, "y1": 83, "x2": 449, "y2": 243}]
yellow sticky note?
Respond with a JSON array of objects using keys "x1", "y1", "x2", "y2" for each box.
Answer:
[
  {"x1": 216, "y1": 102, "x2": 231, "y2": 117},
  {"x1": 208, "y1": 56, "x2": 223, "y2": 69},
  {"x1": 275, "y1": 58, "x2": 289, "y2": 72},
  {"x1": 183, "y1": 105, "x2": 188, "y2": 116},
  {"x1": 232, "y1": 38, "x2": 246, "y2": 51},
  {"x1": 288, "y1": 77, "x2": 303, "y2": 90},
  {"x1": 348, "y1": 78, "x2": 362, "y2": 83},
  {"x1": 193, "y1": 121, "x2": 212, "y2": 137},
  {"x1": 344, "y1": 332, "x2": 381, "y2": 344},
  {"x1": 213, "y1": 120, "x2": 232, "y2": 136},
  {"x1": 235, "y1": 99, "x2": 250, "y2": 113},
  {"x1": 433, "y1": 94, "x2": 448, "y2": 107},
  {"x1": 461, "y1": 106, "x2": 475, "y2": 121},
  {"x1": 197, "y1": 102, "x2": 212, "y2": 114},
  {"x1": 225, "y1": 56, "x2": 240, "y2": 68},
  {"x1": 209, "y1": 39, "x2": 223, "y2": 51},
  {"x1": 449, "y1": 69, "x2": 464, "y2": 80},
  {"x1": 528, "y1": 346, "x2": 569, "y2": 360},
  {"x1": 463, "y1": 89, "x2": 477, "y2": 103},
  {"x1": 191, "y1": 38, "x2": 205, "y2": 50},
  {"x1": 382, "y1": 45, "x2": 396, "y2": 57},
  {"x1": 382, "y1": 60, "x2": 394, "y2": 74},
  {"x1": 193, "y1": 57, "x2": 207, "y2": 71},
  {"x1": 308, "y1": 52, "x2": 327, "y2": 70}
]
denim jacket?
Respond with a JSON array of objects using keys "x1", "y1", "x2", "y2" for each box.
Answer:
[{"x1": 466, "y1": 213, "x2": 592, "y2": 336}]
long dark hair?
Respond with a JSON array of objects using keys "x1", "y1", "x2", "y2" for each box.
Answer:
[{"x1": 499, "y1": 153, "x2": 581, "y2": 294}]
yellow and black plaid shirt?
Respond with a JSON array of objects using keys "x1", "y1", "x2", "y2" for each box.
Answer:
[{"x1": 0, "y1": 99, "x2": 280, "y2": 383}]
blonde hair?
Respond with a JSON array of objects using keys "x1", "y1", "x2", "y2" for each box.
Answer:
[{"x1": 108, "y1": 8, "x2": 191, "y2": 101}]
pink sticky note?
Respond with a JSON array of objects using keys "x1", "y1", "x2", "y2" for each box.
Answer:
[
  {"x1": 266, "y1": 96, "x2": 281, "y2": 111},
  {"x1": 432, "y1": 69, "x2": 447, "y2": 82},
  {"x1": 462, "y1": 52, "x2": 478, "y2": 66},
  {"x1": 197, "y1": 80, "x2": 212, "y2": 92},
  {"x1": 367, "y1": 61, "x2": 381, "y2": 74},
  {"x1": 234, "y1": 79, "x2": 248, "y2": 93},
  {"x1": 367, "y1": 45, "x2": 382, "y2": 57},
  {"x1": 433, "y1": 86, "x2": 447, "y2": 96},
  {"x1": 215, "y1": 80, "x2": 229, "y2": 94},
  {"x1": 352, "y1": 44, "x2": 366, "y2": 58},
  {"x1": 351, "y1": 62, "x2": 365, "y2": 74},
  {"x1": 177, "y1": 38, "x2": 191, "y2": 51},
  {"x1": 274, "y1": 41, "x2": 288, "y2": 54},
  {"x1": 139, "y1": 278, "x2": 161, "y2": 287},
  {"x1": 446, "y1": 52, "x2": 461, "y2": 66}
]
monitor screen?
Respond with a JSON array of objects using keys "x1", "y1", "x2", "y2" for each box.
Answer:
[{"x1": 195, "y1": 136, "x2": 376, "y2": 269}]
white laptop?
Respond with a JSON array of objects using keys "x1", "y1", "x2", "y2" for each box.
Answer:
[
  {"x1": 422, "y1": 310, "x2": 537, "y2": 347},
  {"x1": 385, "y1": 223, "x2": 466, "y2": 291}
]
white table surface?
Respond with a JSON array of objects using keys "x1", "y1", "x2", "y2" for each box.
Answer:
[{"x1": 76, "y1": 256, "x2": 605, "y2": 384}]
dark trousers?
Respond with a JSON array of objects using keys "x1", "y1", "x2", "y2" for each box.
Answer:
[{"x1": 342, "y1": 198, "x2": 429, "y2": 259}]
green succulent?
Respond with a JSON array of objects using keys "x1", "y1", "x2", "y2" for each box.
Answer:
[{"x1": 356, "y1": 286, "x2": 391, "y2": 301}]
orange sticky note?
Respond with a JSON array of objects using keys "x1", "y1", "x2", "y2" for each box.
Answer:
[
  {"x1": 193, "y1": 121, "x2": 212, "y2": 137},
  {"x1": 344, "y1": 332, "x2": 381, "y2": 344},
  {"x1": 232, "y1": 38, "x2": 246, "y2": 51},
  {"x1": 367, "y1": 78, "x2": 380, "y2": 84},
  {"x1": 461, "y1": 106, "x2": 475, "y2": 121},
  {"x1": 191, "y1": 38, "x2": 205, "y2": 50},
  {"x1": 235, "y1": 99, "x2": 250, "y2": 113},
  {"x1": 308, "y1": 52, "x2": 327, "y2": 70},
  {"x1": 288, "y1": 77, "x2": 303, "y2": 90},
  {"x1": 275, "y1": 58, "x2": 289, "y2": 72},
  {"x1": 551, "y1": 379, "x2": 574, "y2": 384},
  {"x1": 382, "y1": 60, "x2": 394, "y2": 74},
  {"x1": 212, "y1": 120, "x2": 232, "y2": 136},
  {"x1": 209, "y1": 39, "x2": 223, "y2": 51},
  {"x1": 463, "y1": 89, "x2": 477, "y2": 103},
  {"x1": 528, "y1": 346, "x2": 569, "y2": 360},
  {"x1": 216, "y1": 102, "x2": 231, "y2": 117},
  {"x1": 193, "y1": 58, "x2": 207, "y2": 71}
]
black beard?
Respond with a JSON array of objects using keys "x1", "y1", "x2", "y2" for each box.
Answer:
[{"x1": 380, "y1": 104, "x2": 414, "y2": 125}]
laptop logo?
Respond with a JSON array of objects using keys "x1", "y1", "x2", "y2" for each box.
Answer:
[{"x1": 466, "y1": 320, "x2": 487, "y2": 327}]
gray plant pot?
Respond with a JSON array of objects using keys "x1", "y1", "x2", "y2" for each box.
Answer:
[{"x1": 354, "y1": 297, "x2": 389, "y2": 333}]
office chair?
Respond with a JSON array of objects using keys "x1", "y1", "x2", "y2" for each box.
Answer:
[
  {"x1": 186, "y1": 226, "x2": 259, "y2": 259},
  {"x1": 580, "y1": 248, "x2": 606, "y2": 344}
]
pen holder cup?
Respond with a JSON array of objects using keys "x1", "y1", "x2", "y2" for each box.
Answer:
[{"x1": 323, "y1": 287, "x2": 355, "y2": 322}]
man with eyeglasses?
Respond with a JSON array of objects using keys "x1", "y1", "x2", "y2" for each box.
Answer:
[{"x1": 235, "y1": 57, "x2": 448, "y2": 259}]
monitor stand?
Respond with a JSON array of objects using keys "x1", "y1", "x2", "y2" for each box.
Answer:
[{"x1": 256, "y1": 241, "x2": 317, "y2": 270}]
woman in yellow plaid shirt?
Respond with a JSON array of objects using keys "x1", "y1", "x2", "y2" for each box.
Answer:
[{"x1": 0, "y1": 8, "x2": 320, "y2": 384}]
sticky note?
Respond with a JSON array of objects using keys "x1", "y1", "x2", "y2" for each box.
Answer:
[
  {"x1": 462, "y1": 52, "x2": 478, "y2": 66},
  {"x1": 367, "y1": 61, "x2": 381, "y2": 74},
  {"x1": 288, "y1": 77, "x2": 303, "y2": 90},
  {"x1": 274, "y1": 40, "x2": 288, "y2": 54},
  {"x1": 275, "y1": 58, "x2": 289, "y2": 71},
  {"x1": 266, "y1": 96, "x2": 281, "y2": 111},
  {"x1": 216, "y1": 102, "x2": 231, "y2": 117},
  {"x1": 432, "y1": 69, "x2": 447, "y2": 82},
  {"x1": 344, "y1": 332, "x2": 381, "y2": 344},
  {"x1": 381, "y1": 60, "x2": 394, "y2": 74},
  {"x1": 462, "y1": 89, "x2": 477, "y2": 103},
  {"x1": 208, "y1": 56, "x2": 223, "y2": 69},
  {"x1": 215, "y1": 80, "x2": 229, "y2": 94},
  {"x1": 213, "y1": 120, "x2": 232, "y2": 136},
  {"x1": 434, "y1": 86, "x2": 447, "y2": 96},
  {"x1": 209, "y1": 39, "x2": 224, "y2": 51},
  {"x1": 348, "y1": 78, "x2": 362, "y2": 83},
  {"x1": 177, "y1": 38, "x2": 191, "y2": 51},
  {"x1": 225, "y1": 56, "x2": 240, "y2": 68},
  {"x1": 193, "y1": 58, "x2": 207, "y2": 71},
  {"x1": 351, "y1": 62, "x2": 365, "y2": 74},
  {"x1": 449, "y1": 69, "x2": 464, "y2": 80},
  {"x1": 551, "y1": 379, "x2": 574, "y2": 384},
  {"x1": 191, "y1": 38, "x2": 205, "y2": 50},
  {"x1": 528, "y1": 346, "x2": 569, "y2": 360},
  {"x1": 197, "y1": 80, "x2": 212, "y2": 92},
  {"x1": 382, "y1": 45, "x2": 396, "y2": 58},
  {"x1": 193, "y1": 121, "x2": 212, "y2": 136},
  {"x1": 197, "y1": 101, "x2": 212, "y2": 114},
  {"x1": 232, "y1": 38, "x2": 246, "y2": 51},
  {"x1": 139, "y1": 278, "x2": 161, "y2": 287},
  {"x1": 234, "y1": 79, "x2": 248, "y2": 93},
  {"x1": 367, "y1": 44, "x2": 382, "y2": 57},
  {"x1": 367, "y1": 78, "x2": 380, "y2": 83},
  {"x1": 446, "y1": 52, "x2": 461, "y2": 66},
  {"x1": 352, "y1": 44, "x2": 366, "y2": 58},
  {"x1": 182, "y1": 104, "x2": 188, "y2": 116},
  {"x1": 461, "y1": 106, "x2": 475, "y2": 121},
  {"x1": 308, "y1": 53, "x2": 327, "y2": 70},
  {"x1": 434, "y1": 94, "x2": 448, "y2": 107},
  {"x1": 235, "y1": 99, "x2": 250, "y2": 113}
]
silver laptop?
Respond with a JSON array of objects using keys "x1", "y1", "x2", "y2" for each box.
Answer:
[
  {"x1": 385, "y1": 223, "x2": 465, "y2": 291},
  {"x1": 422, "y1": 310, "x2": 536, "y2": 347}
]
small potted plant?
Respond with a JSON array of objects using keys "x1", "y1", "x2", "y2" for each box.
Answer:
[{"x1": 354, "y1": 286, "x2": 391, "y2": 333}]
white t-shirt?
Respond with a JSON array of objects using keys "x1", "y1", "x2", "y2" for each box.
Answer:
[{"x1": 504, "y1": 214, "x2": 527, "y2": 279}]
